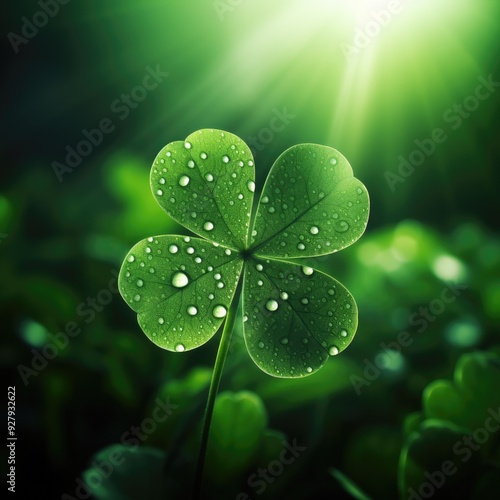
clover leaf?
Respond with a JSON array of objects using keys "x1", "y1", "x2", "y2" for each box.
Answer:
[{"x1": 119, "y1": 129, "x2": 369, "y2": 378}]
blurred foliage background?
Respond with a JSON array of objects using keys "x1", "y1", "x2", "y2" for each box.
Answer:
[{"x1": 1, "y1": 0, "x2": 499, "y2": 499}]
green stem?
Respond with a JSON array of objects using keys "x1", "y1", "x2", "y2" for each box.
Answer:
[{"x1": 191, "y1": 278, "x2": 242, "y2": 500}]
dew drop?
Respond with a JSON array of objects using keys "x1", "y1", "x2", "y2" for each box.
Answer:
[
  {"x1": 214, "y1": 273, "x2": 222, "y2": 280},
  {"x1": 187, "y1": 305, "x2": 198, "y2": 316},
  {"x1": 261, "y1": 196, "x2": 269, "y2": 204},
  {"x1": 168, "y1": 244, "x2": 178, "y2": 254},
  {"x1": 204, "y1": 221, "x2": 214, "y2": 231},
  {"x1": 145, "y1": 247, "x2": 152, "y2": 254},
  {"x1": 225, "y1": 249, "x2": 232, "y2": 256},
  {"x1": 171, "y1": 272, "x2": 189, "y2": 288},
  {"x1": 258, "y1": 341, "x2": 265, "y2": 348},
  {"x1": 329, "y1": 346, "x2": 339, "y2": 356},
  {"x1": 310, "y1": 226, "x2": 319, "y2": 235},
  {"x1": 157, "y1": 189, "x2": 164, "y2": 196},
  {"x1": 212, "y1": 305, "x2": 227, "y2": 318},
  {"x1": 328, "y1": 288, "x2": 335, "y2": 296},
  {"x1": 175, "y1": 343, "x2": 185, "y2": 352},
  {"x1": 247, "y1": 180, "x2": 255, "y2": 193},
  {"x1": 306, "y1": 367, "x2": 313, "y2": 373},
  {"x1": 266, "y1": 300, "x2": 279, "y2": 312},
  {"x1": 280, "y1": 292, "x2": 289, "y2": 300},
  {"x1": 195, "y1": 257, "x2": 202, "y2": 264},
  {"x1": 158, "y1": 317, "x2": 164, "y2": 325},
  {"x1": 187, "y1": 160, "x2": 195, "y2": 168},
  {"x1": 133, "y1": 294, "x2": 141, "y2": 302},
  {"x1": 280, "y1": 337, "x2": 289, "y2": 345},
  {"x1": 256, "y1": 264, "x2": 263, "y2": 271},
  {"x1": 301, "y1": 266, "x2": 314, "y2": 276},
  {"x1": 301, "y1": 297, "x2": 309, "y2": 305},
  {"x1": 357, "y1": 187, "x2": 363, "y2": 195},
  {"x1": 204, "y1": 173, "x2": 214, "y2": 182},
  {"x1": 200, "y1": 152, "x2": 207, "y2": 160},
  {"x1": 178, "y1": 175, "x2": 190, "y2": 187},
  {"x1": 340, "y1": 329, "x2": 348, "y2": 337},
  {"x1": 297, "y1": 243, "x2": 306, "y2": 251},
  {"x1": 127, "y1": 255, "x2": 135, "y2": 262},
  {"x1": 184, "y1": 141, "x2": 192, "y2": 149},
  {"x1": 136, "y1": 279, "x2": 144, "y2": 287},
  {"x1": 159, "y1": 177, "x2": 166, "y2": 185},
  {"x1": 222, "y1": 155, "x2": 230, "y2": 163},
  {"x1": 337, "y1": 221, "x2": 350, "y2": 232},
  {"x1": 330, "y1": 158, "x2": 337, "y2": 165}
]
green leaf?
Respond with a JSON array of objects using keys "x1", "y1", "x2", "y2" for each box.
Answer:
[
  {"x1": 423, "y1": 351, "x2": 500, "y2": 433},
  {"x1": 150, "y1": 129, "x2": 255, "y2": 249},
  {"x1": 242, "y1": 257, "x2": 357, "y2": 377},
  {"x1": 206, "y1": 391, "x2": 267, "y2": 480},
  {"x1": 83, "y1": 445, "x2": 169, "y2": 500},
  {"x1": 398, "y1": 351, "x2": 500, "y2": 499},
  {"x1": 119, "y1": 130, "x2": 370, "y2": 378},
  {"x1": 250, "y1": 144, "x2": 369, "y2": 258},
  {"x1": 118, "y1": 235, "x2": 243, "y2": 351}
]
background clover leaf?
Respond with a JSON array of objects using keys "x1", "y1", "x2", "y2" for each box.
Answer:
[
  {"x1": 243, "y1": 257, "x2": 357, "y2": 377},
  {"x1": 250, "y1": 144, "x2": 369, "y2": 258},
  {"x1": 399, "y1": 350, "x2": 500, "y2": 500},
  {"x1": 83, "y1": 445, "x2": 170, "y2": 500},
  {"x1": 151, "y1": 129, "x2": 255, "y2": 250},
  {"x1": 119, "y1": 235, "x2": 242, "y2": 352}
]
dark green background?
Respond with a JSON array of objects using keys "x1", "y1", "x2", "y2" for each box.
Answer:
[{"x1": 1, "y1": 1, "x2": 499, "y2": 499}]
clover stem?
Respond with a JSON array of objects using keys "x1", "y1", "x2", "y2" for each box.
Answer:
[{"x1": 191, "y1": 277, "x2": 242, "y2": 500}]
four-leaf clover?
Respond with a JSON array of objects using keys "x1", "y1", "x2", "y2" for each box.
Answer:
[{"x1": 118, "y1": 129, "x2": 369, "y2": 378}]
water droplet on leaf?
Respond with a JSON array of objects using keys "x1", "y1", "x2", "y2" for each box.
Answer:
[
  {"x1": 266, "y1": 300, "x2": 279, "y2": 312},
  {"x1": 171, "y1": 272, "x2": 189, "y2": 288},
  {"x1": 178, "y1": 175, "x2": 190, "y2": 187},
  {"x1": 212, "y1": 305, "x2": 227, "y2": 318}
]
